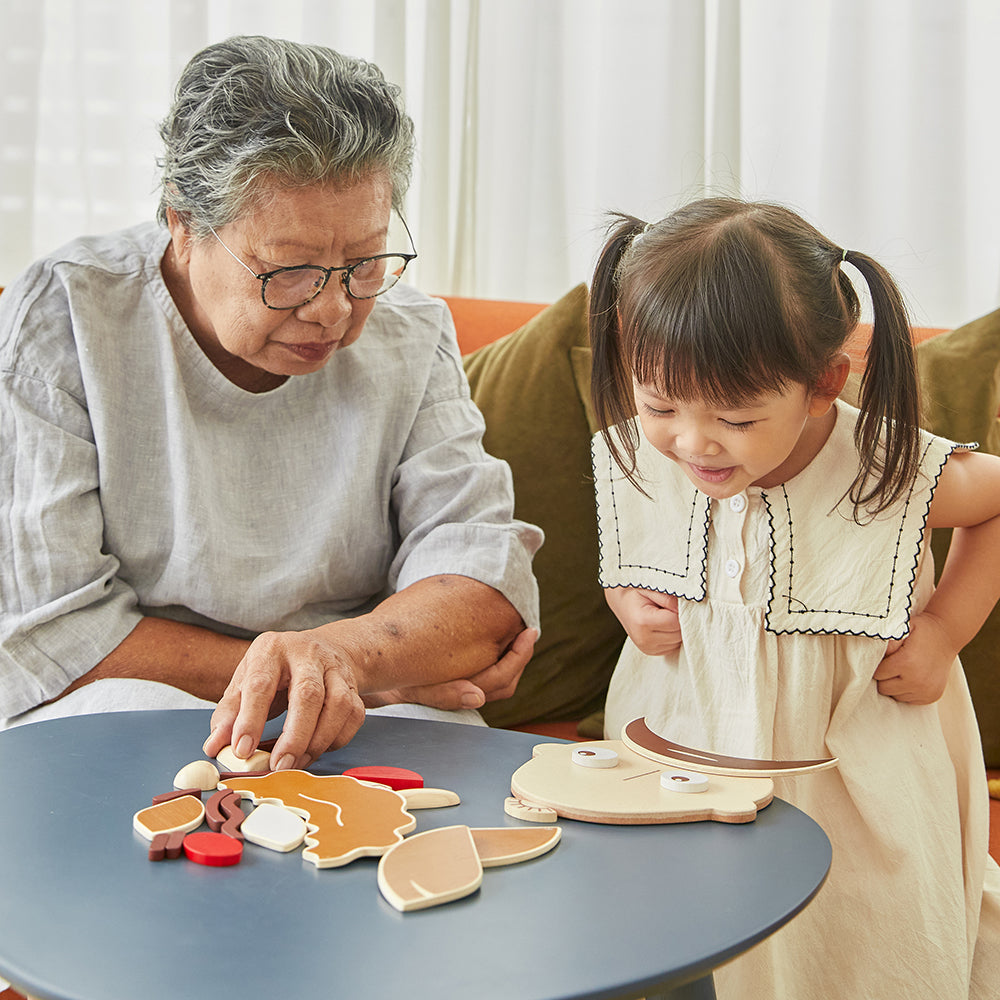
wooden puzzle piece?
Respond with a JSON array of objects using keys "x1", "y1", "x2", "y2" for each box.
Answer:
[
  {"x1": 469, "y1": 827, "x2": 561, "y2": 867},
  {"x1": 134, "y1": 795, "x2": 206, "y2": 840},
  {"x1": 206, "y1": 789, "x2": 246, "y2": 840},
  {"x1": 572, "y1": 746, "x2": 619, "y2": 769},
  {"x1": 342, "y1": 765, "x2": 424, "y2": 790},
  {"x1": 148, "y1": 829, "x2": 186, "y2": 861},
  {"x1": 215, "y1": 744, "x2": 272, "y2": 773},
  {"x1": 503, "y1": 797, "x2": 558, "y2": 823},
  {"x1": 660, "y1": 770, "x2": 709, "y2": 793},
  {"x1": 377, "y1": 825, "x2": 563, "y2": 912},
  {"x1": 509, "y1": 741, "x2": 774, "y2": 825},
  {"x1": 219, "y1": 771, "x2": 416, "y2": 868},
  {"x1": 621, "y1": 718, "x2": 839, "y2": 776},
  {"x1": 173, "y1": 759, "x2": 222, "y2": 791},
  {"x1": 217, "y1": 769, "x2": 271, "y2": 781},
  {"x1": 240, "y1": 803, "x2": 308, "y2": 853},
  {"x1": 183, "y1": 830, "x2": 243, "y2": 867},
  {"x1": 377, "y1": 825, "x2": 483, "y2": 912},
  {"x1": 396, "y1": 787, "x2": 460, "y2": 809},
  {"x1": 151, "y1": 787, "x2": 203, "y2": 805}
]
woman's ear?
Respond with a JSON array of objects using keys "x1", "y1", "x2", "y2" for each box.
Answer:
[
  {"x1": 165, "y1": 207, "x2": 193, "y2": 264},
  {"x1": 808, "y1": 353, "x2": 852, "y2": 416}
]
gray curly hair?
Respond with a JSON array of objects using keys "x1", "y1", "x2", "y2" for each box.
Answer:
[{"x1": 157, "y1": 35, "x2": 415, "y2": 236}]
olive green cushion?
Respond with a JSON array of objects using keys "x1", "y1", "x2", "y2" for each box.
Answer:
[
  {"x1": 463, "y1": 284, "x2": 626, "y2": 728},
  {"x1": 847, "y1": 318, "x2": 1000, "y2": 765},
  {"x1": 917, "y1": 310, "x2": 1000, "y2": 767}
]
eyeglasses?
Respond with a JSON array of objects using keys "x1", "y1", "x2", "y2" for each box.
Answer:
[{"x1": 208, "y1": 216, "x2": 418, "y2": 310}]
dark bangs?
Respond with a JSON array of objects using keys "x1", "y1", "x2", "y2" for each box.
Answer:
[{"x1": 620, "y1": 219, "x2": 821, "y2": 406}]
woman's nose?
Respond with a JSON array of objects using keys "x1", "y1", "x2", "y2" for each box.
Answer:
[{"x1": 294, "y1": 275, "x2": 352, "y2": 326}]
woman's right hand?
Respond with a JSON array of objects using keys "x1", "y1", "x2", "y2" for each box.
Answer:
[
  {"x1": 203, "y1": 628, "x2": 368, "y2": 772},
  {"x1": 604, "y1": 587, "x2": 682, "y2": 656}
]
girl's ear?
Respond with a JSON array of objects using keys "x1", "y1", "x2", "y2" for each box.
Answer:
[{"x1": 808, "y1": 353, "x2": 852, "y2": 416}]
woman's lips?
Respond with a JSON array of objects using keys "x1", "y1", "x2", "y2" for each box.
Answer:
[
  {"x1": 689, "y1": 463, "x2": 735, "y2": 484},
  {"x1": 282, "y1": 340, "x2": 338, "y2": 362}
]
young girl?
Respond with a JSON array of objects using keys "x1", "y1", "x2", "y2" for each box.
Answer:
[{"x1": 589, "y1": 198, "x2": 1000, "y2": 999}]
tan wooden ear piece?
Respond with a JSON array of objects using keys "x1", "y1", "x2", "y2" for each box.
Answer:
[
  {"x1": 377, "y1": 825, "x2": 562, "y2": 912},
  {"x1": 378, "y1": 825, "x2": 483, "y2": 912}
]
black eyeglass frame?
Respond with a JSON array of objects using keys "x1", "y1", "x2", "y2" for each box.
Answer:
[{"x1": 208, "y1": 214, "x2": 418, "y2": 310}]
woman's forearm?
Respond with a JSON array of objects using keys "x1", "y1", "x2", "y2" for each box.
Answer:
[
  {"x1": 329, "y1": 575, "x2": 525, "y2": 695},
  {"x1": 51, "y1": 616, "x2": 252, "y2": 705}
]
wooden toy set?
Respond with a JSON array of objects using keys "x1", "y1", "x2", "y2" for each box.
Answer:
[
  {"x1": 131, "y1": 744, "x2": 562, "y2": 912},
  {"x1": 132, "y1": 718, "x2": 837, "y2": 911}
]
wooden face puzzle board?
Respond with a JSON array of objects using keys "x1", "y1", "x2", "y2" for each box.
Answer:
[
  {"x1": 507, "y1": 720, "x2": 838, "y2": 826},
  {"x1": 509, "y1": 740, "x2": 775, "y2": 825}
]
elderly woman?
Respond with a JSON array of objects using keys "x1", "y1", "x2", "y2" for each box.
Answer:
[{"x1": 0, "y1": 36, "x2": 541, "y2": 771}]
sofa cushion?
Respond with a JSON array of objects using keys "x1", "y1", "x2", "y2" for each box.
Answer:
[
  {"x1": 917, "y1": 309, "x2": 1000, "y2": 767},
  {"x1": 843, "y1": 320, "x2": 999, "y2": 766},
  {"x1": 463, "y1": 284, "x2": 626, "y2": 728}
]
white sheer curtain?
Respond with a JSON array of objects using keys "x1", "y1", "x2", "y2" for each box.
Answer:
[{"x1": 2, "y1": 0, "x2": 999, "y2": 328}]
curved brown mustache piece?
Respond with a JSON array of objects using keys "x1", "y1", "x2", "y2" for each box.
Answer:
[{"x1": 623, "y1": 718, "x2": 838, "y2": 776}]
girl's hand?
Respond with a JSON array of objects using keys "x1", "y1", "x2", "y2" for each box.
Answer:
[
  {"x1": 604, "y1": 587, "x2": 682, "y2": 656},
  {"x1": 872, "y1": 611, "x2": 956, "y2": 704}
]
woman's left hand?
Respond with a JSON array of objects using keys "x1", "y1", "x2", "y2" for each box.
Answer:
[
  {"x1": 872, "y1": 611, "x2": 957, "y2": 704},
  {"x1": 361, "y1": 627, "x2": 537, "y2": 711}
]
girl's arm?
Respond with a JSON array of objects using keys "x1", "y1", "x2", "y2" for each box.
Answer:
[{"x1": 875, "y1": 449, "x2": 1000, "y2": 703}]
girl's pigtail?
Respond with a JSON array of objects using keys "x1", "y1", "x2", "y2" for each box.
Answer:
[
  {"x1": 590, "y1": 214, "x2": 647, "y2": 484},
  {"x1": 843, "y1": 249, "x2": 921, "y2": 516}
]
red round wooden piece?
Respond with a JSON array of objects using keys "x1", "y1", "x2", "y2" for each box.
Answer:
[
  {"x1": 183, "y1": 831, "x2": 243, "y2": 867},
  {"x1": 341, "y1": 765, "x2": 424, "y2": 790}
]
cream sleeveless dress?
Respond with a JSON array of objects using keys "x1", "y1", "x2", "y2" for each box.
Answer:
[{"x1": 594, "y1": 400, "x2": 999, "y2": 999}]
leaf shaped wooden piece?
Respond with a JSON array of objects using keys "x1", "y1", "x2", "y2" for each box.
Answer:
[
  {"x1": 377, "y1": 825, "x2": 483, "y2": 912},
  {"x1": 469, "y1": 826, "x2": 561, "y2": 867}
]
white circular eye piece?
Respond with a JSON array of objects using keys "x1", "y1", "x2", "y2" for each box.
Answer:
[
  {"x1": 572, "y1": 746, "x2": 620, "y2": 768},
  {"x1": 660, "y1": 770, "x2": 709, "y2": 793}
]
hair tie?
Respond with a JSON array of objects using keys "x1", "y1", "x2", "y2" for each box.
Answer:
[{"x1": 841, "y1": 248, "x2": 849, "y2": 262}]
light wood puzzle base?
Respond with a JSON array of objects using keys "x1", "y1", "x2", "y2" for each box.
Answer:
[{"x1": 509, "y1": 740, "x2": 775, "y2": 825}]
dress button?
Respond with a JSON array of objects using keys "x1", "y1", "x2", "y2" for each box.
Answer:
[
  {"x1": 729, "y1": 494, "x2": 747, "y2": 513},
  {"x1": 724, "y1": 558, "x2": 741, "y2": 578}
]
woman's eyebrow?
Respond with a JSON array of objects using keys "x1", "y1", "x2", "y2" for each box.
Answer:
[{"x1": 259, "y1": 226, "x2": 389, "y2": 259}]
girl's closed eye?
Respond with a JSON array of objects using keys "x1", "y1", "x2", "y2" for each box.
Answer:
[
  {"x1": 639, "y1": 401, "x2": 674, "y2": 417},
  {"x1": 721, "y1": 418, "x2": 756, "y2": 431}
]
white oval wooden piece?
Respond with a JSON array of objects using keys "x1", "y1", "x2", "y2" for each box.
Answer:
[
  {"x1": 173, "y1": 760, "x2": 221, "y2": 791},
  {"x1": 377, "y1": 825, "x2": 483, "y2": 912},
  {"x1": 241, "y1": 803, "x2": 308, "y2": 852},
  {"x1": 572, "y1": 746, "x2": 619, "y2": 768},
  {"x1": 660, "y1": 770, "x2": 709, "y2": 793}
]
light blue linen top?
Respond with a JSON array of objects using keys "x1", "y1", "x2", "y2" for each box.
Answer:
[{"x1": 0, "y1": 222, "x2": 542, "y2": 718}]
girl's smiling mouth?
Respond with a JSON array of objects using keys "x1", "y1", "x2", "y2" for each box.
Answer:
[{"x1": 689, "y1": 464, "x2": 735, "y2": 484}]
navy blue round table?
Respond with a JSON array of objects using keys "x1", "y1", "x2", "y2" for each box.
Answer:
[{"x1": 0, "y1": 711, "x2": 830, "y2": 1000}]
